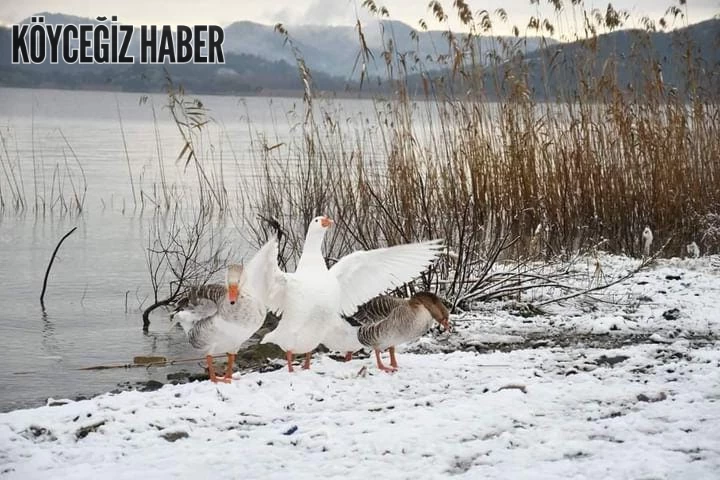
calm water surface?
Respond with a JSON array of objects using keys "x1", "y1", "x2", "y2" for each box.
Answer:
[{"x1": 0, "y1": 87, "x2": 387, "y2": 412}]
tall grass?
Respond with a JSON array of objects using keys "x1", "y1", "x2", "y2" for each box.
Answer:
[
  {"x1": 241, "y1": 0, "x2": 720, "y2": 269},
  {"x1": 0, "y1": 126, "x2": 88, "y2": 216}
]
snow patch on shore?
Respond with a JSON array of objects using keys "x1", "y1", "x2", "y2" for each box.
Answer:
[{"x1": 1, "y1": 254, "x2": 719, "y2": 479}]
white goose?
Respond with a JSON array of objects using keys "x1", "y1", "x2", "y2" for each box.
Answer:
[
  {"x1": 170, "y1": 240, "x2": 277, "y2": 382},
  {"x1": 353, "y1": 292, "x2": 450, "y2": 372},
  {"x1": 320, "y1": 316, "x2": 364, "y2": 361},
  {"x1": 259, "y1": 215, "x2": 443, "y2": 372}
]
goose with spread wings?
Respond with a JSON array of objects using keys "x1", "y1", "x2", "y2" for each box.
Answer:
[{"x1": 259, "y1": 215, "x2": 443, "y2": 372}]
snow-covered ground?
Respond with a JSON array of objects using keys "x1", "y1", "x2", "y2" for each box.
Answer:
[
  {"x1": 1, "y1": 255, "x2": 719, "y2": 479},
  {"x1": 433, "y1": 253, "x2": 720, "y2": 351}
]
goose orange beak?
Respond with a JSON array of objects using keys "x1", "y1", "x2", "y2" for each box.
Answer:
[
  {"x1": 320, "y1": 216, "x2": 334, "y2": 228},
  {"x1": 227, "y1": 284, "x2": 239, "y2": 305}
]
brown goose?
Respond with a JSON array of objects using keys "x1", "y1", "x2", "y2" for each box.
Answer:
[{"x1": 353, "y1": 292, "x2": 450, "y2": 372}]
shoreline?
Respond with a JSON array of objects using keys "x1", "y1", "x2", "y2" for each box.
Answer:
[
  {"x1": 3, "y1": 253, "x2": 719, "y2": 415},
  {"x1": 5, "y1": 329, "x2": 719, "y2": 414}
]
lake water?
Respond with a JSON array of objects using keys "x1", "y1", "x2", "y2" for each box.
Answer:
[{"x1": 0, "y1": 87, "x2": 387, "y2": 412}]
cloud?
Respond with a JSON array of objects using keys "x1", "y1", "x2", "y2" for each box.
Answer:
[
  {"x1": 0, "y1": 0, "x2": 716, "y2": 33},
  {"x1": 297, "y1": 0, "x2": 354, "y2": 24}
]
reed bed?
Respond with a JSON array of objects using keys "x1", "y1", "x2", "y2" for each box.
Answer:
[
  {"x1": 242, "y1": 0, "x2": 720, "y2": 267},
  {"x1": 0, "y1": 126, "x2": 87, "y2": 217}
]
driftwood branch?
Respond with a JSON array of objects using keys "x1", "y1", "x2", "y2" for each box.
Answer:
[
  {"x1": 40, "y1": 226, "x2": 78, "y2": 311},
  {"x1": 142, "y1": 296, "x2": 175, "y2": 332},
  {"x1": 77, "y1": 353, "x2": 227, "y2": 371},
  {"x1": 534, "y1": 236, "x2": 673, "y2": 308}
]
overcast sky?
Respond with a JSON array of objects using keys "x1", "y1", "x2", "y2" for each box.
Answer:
[{"x1": 1, "y1": 0, "x2": 718, "y2": 36}]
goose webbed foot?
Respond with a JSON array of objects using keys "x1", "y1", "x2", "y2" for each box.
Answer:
[
  {"x1": 374, "y1": 349, "x2": 397, "y2": 373},
  {"x1": 344, "y1": 351, "x2": 353, "y2": 362},
  {"x1": 220, "y1": 353, "x2": 236, "y2": 383},
  {"x1": 389, "y1": 346, "x2": 398, "y2": 369},
  {"x1": 302, "y1": 352, "x2": 312, "y2": 370},
  {"x1": 206, "y1": 355, "x2": 222, "y2": 383}
]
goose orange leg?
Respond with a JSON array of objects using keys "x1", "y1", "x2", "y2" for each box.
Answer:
[
  {"x1": 220, "y1": 353, "x2": 235, "y2": 383},
  {"x1": 374, "y1": 349, "x2": 397, "y2": 373},
  {"x1": 302, "y1": 352, "x2": 312, "y2": 370},
  {"x1": 389, "y1": 346, "x2": 398, "y2": 369},
  {"x1": 344, "y1": 351, "x2": 353, "y2": 362},
  {"x1": 206, "y1": 355, "x2": 220, "y2": 383},
  {"x1": 286, "y1": 351, "x2": 295, "y2": 373}
]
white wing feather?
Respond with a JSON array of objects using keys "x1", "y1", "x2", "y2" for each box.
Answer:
[
  {"x1": 243, "y1": 238, "x2": 287, "y2": 314},
  {"x1": 330, "y1": 239, "x2": 443, "y2": 316}
]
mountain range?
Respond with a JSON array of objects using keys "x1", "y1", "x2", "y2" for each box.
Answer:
[
  {"x1": 222, "y1": 19, "x2": 554, "y2": 77},
  {"x1": 520, "y1": 17, "x2": 720, "y2": 99},
  {"x1": 0, "y1": 12, "x2": 718, "y2": 98}
]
